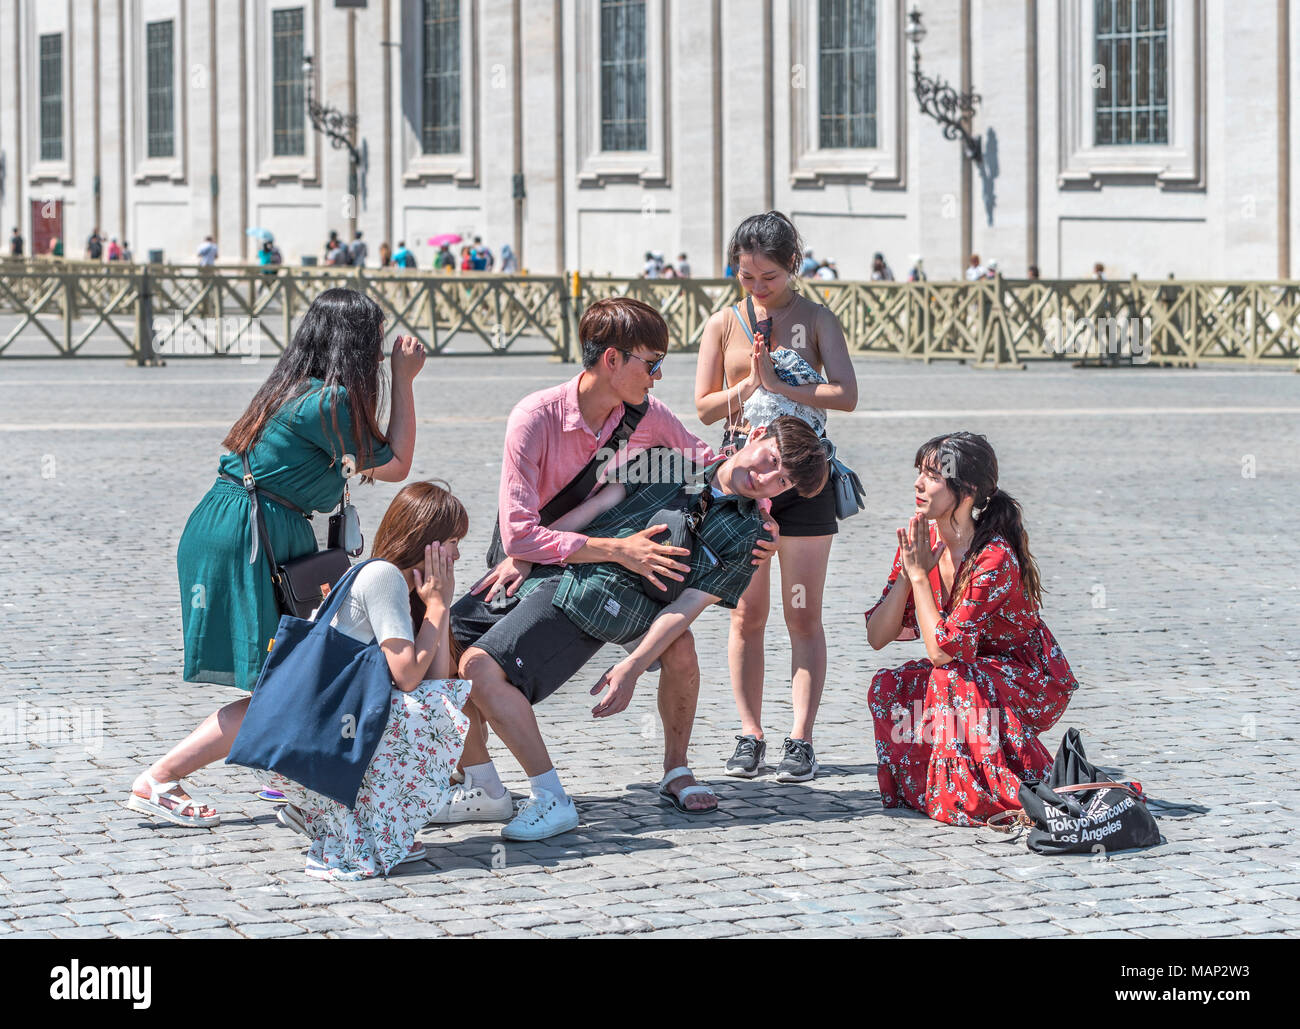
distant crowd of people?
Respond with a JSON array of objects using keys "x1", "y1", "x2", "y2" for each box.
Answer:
[
  {"x1": 7, "y1": 226, "x2": 134, "y2": 262},
  {"x1": 6, "y1": 223, "x2": 1114, "y2": 284},
  {"x1": 192, "y1": 230, "x2": 517, "y2": 273}
]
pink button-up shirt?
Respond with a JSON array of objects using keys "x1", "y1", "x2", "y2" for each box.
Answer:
[{"x1": 499, "y1": 374, "x2": 715, "y2": 565}]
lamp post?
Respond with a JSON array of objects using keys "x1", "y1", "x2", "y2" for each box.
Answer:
[
  {"x1": 302, "y1": 54, "x2": 362, "y2": 228},
  {"x1": 905, "y1": 7, "x2": 982, "y2": 164}
]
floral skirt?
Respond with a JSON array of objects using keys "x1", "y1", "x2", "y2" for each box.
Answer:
[
  {"x1": 260, "y1": 678, "x2": 471, "y2": 879},
  {"x1": 868, "y1": 657, "x2": 1075, "y2": 827}
]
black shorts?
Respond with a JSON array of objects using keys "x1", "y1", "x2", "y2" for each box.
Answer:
[
  {"x1": 724, "y1": 429, "x2": 838, "y2": 537},
  {"x1": 769, "y1": 472, "x2": 838, "y2": 537},
  {"x1": 450, "y1": 572, "x2": 605, "y2": 706}
]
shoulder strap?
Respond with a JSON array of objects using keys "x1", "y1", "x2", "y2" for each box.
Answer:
[
  {"x1": 309, "y1": 557, "x2": 381, "y2": 625},
  {"x1": 1051, "y1": 781, "x2": 1144, "y2": 799},
  {"x1": 731, "y1": 304, "x2": 755, "y2": 345},
  {"x1": 240, "y1": 454, "x2": 275, "y2": 569},
  {"x1": 538, "y1": 398, "x2": 649, "y2": 523}
]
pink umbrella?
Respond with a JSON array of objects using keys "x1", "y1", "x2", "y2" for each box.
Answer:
[{"x1": 428, "y1": 233, "x2": 462, "y2": 248}]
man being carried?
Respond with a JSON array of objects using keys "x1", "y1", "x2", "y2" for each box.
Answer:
[
  {"x1": 438, "y1": 297, "x2": 780, "y2": 831},
  {"x1": 458, "y1": 417, "x2": 828, "y2": 840}
]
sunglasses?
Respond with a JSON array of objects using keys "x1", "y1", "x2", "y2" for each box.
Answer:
[{"x1": 623, "y1": 352, "x2": 665, "y2": 375}]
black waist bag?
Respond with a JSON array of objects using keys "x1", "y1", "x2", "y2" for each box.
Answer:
[
  {"x1": 639, "y1": 502, "x2": 695, "y2": 604},
  {"x1": 1005, "y1": 728, "x2": 1161, "y2": 854}
]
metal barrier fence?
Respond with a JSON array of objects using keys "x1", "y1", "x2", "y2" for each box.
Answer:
[
  {"x1": 1, "y1": 258, "x2": 1297, "y2": 368},
  {"x1": 0, "y1": 259, "x2": 574, "y2": 362}
]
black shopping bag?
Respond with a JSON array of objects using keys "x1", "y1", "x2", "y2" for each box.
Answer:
[{"x1": 1013, "y1": 728, "x2": 1161, "y2": 854}]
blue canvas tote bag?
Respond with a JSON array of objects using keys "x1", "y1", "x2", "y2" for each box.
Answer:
[{"x1": 227, "y1": 558, "x2": 395, "y2": 809}]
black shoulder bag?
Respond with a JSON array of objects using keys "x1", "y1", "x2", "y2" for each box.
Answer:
[
  {"x1": 638, "y1": 477, "x2": 715, "y2": 604},
  {"x1": 988, "y1": 728, "x2": 1162, "y2": 854},
  {"x1": 230, "y1": 455, "x2": 353, "y2": 619}
]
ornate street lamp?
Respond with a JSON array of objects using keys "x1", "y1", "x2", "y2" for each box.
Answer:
[
  {"x1": 302, "y1": 53, "x2": 362, "y2": 199},
  {"x1": 906, "y1": 7, "x2": 983, "y2": 164}
]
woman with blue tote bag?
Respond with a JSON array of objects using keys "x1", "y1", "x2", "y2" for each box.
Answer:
[
  {"x1": 249, "y1": 481, "x2": 473, "y2": 879},
  {"x1": 126, "y1": 289, "x2": 425, "y2": 827}
]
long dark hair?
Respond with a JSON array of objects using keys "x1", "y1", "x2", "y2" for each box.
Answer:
[
  {"x1": 725, "y1": 210, "x2": 806, "y2": 277},
  {"x1": 914, "y1": 432, "x2": 1043, "y2": 608},
  {"x1": 223, "y1": 288, "x2": 389, "y2": 474},
  {"x1": 369, "y1": 480, "x2": 470, "y2": 635}
]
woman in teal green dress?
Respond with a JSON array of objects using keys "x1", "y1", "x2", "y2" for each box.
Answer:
[{"x1": 127, "y1": 287, "x2": 426, "y2": 826}]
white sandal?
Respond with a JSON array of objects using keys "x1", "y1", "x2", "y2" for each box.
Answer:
[
  {"x1": 125, "y1": 774, "x2": 220, "y2": 828},
  {"x1": 658, "y1": 766, "x2": 718, "y2": 814}
]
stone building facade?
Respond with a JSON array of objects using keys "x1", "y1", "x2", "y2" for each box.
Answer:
[{"x1": 0, "y1": 0, "x2": 1295, "y2": 280}]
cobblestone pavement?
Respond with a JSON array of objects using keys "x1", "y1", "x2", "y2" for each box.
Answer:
[{"x1": 2, "y1": 355, "x2": 1298, "y2": 939}]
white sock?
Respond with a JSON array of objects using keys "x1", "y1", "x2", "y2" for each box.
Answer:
[
  {"x1": 528, "y1": 768, "x2": 567, "y2": 802},
  {"x1": 463, "y1": 761, "x2": 506, "y2": 800}
]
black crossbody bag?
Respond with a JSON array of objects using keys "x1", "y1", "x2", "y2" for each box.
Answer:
[
  {"x1": 639, "y1": 485, "x2": 716, "y2": 604},
  {"x1": 227, "y1": 455, "x2": 354, "y2": 619}
]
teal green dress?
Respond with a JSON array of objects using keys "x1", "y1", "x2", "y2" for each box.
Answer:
[{"x1": 177, "y1": 381, "x2": 393, "y2": 692}]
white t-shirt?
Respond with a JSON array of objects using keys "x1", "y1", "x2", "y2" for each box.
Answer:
[{"x1": 319, "y1": 561, "x2": 414, "y2": 646}]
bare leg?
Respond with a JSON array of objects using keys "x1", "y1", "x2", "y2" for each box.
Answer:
[
  {"x1": 777, "y1": 534, "x2": 834, "y2": 743},
  {"x1": 728, "y1": 557, "x2": 772, "y2": 740},
  {"x1": 458, "y1": 698, "x2": 492, "y2": 767},
  {"x1": 131, "y1": 696, "x2": 251, "y2": 816},
  {"x1": 460, "y1": 647, "x2": 553, "y2": 777},
  {"x1": 656, "y1": 630, "x2": 714, "y2": 811}
]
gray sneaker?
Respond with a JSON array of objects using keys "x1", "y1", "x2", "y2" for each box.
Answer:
[
  {"x1": 775, "y1": 738, "x2": 818, "y2": 783},
  {"x1": 724, "y1": 735, "x2": 766, "y2": 778}
]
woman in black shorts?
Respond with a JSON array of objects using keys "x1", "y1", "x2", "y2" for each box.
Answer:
[{"x1": 694, "y1": 211, "x2": 859, "y2": 782}]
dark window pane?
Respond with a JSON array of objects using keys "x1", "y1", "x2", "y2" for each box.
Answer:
[
  {"x1": 272, "y1": 8, "x2": 305, "y2": 156},
  {"x1": 39, "y1": 33, "x2": 63, "y2": 161},
  {"x1": 423, "y1": 0, "x2": 461, "y2": 153},
  {"x1": 146, "y1": 21, "x2": 174, "y2": 158},
  {"x1": 1095, "y1": 0, "x2": 1111, "y2": 33},
  {"x1": 601, "y1": 0, "x2": 647, "y2": 151},
  {"x1": 818, "y1": 0, "x2": 876, "y2": 150},
  {"x1": 1094, "y1": 0, "x2": 1167, "y2": 144}
]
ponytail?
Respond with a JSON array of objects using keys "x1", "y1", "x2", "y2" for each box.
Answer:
[{"x1": 952, "y1": 487, "x2": 1042, "y2": 609}]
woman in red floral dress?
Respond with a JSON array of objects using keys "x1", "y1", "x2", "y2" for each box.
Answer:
[{"x1": 865, "y1": 432, "x2": 1077, "y2": 826}]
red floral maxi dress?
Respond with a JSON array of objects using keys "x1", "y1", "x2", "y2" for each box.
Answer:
[{"x1": 865, "y1": 528, "x2": 1078, "y2": 826}]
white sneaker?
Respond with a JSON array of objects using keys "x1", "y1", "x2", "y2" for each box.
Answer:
[
  {"x1": 500, "y1": 790, "x2": 579, "y2": 842},
  {"x1": 425, "y1": 772, "x2": 515, "y2": 825}
]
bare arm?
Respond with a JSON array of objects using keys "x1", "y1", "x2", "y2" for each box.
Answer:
[
  {"x1": 589, "y1": 588, "x2": 716, "y2": 717},
  {"x1": 379, "y1": 543, "x2": 455, "y2": 689},
  {"x1": 866, "y1": 575, "x2": 913, "y2": 651},
  {"x1": 547, "y1": 482, "x2": 628, "y2": 534},
  {"x1": 380, "y1": 599, "x2": 451, "y2": 690},
  {"x1": 695, "y1": 312, "x2": 756, "y2": 425},
  {"x1": 909, "y1": 578, "x2": 953, "y2": 667},
  {"x1": 361, "y1": 336, "x2": 424, "y2": 481},
  {"x1": 753, "y1": 308, "x2": 858, "y2": 413},
  {"x1": 896, "y1": 514, "x2": 952, "y2": 666}
]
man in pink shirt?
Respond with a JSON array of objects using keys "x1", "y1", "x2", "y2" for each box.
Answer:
[{"x1": 438, "y1": 297, "x2": 778, "y2": 839}]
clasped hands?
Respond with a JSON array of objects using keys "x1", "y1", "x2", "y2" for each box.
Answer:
[{"x1": 897, "y1": 511, "x2": 945, "y2": 585}]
